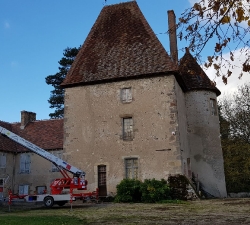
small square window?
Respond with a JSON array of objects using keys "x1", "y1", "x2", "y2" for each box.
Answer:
[
  {"x1": 122, "y1": 117, "x2": 133, "y2": 140},
  {"x1": 19, "y1": 185, "x2": 29, "y2": 195},
  {"x1": 210, "y1": 98, "x2": 217, "y2": 116},
  {"x1": 36, "y1": 186, "x2": 47, "y2": 195},
  {"x1": 121, "y1": 88, "x2": 132, "y2": 103}
]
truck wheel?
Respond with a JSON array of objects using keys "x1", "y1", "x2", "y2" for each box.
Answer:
[
  {"x1": 57, "y1": 201, "x2": 67, "y2": 206},
  {"x1": 44, "y1": 196, "x2": 54, "y2": 208}
]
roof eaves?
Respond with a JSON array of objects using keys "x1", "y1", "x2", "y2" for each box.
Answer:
[{"x1": 61, "y1": 70, "x2": 178, "y2": 89}]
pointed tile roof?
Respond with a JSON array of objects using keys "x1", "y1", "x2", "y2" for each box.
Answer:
[
  {"x1": 61, "y1": 1, "x2": 177, "y2": 87},
  {"x1": 0, "y1": 119, "x2": 63, "y2": 153},
  {"x1": 179, "y1": 48, "x2": 221, "y2": 96}
]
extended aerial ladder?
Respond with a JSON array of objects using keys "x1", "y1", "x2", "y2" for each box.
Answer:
[{"x1": 0, "y1": 125, "x2": 98, "y2": 208}]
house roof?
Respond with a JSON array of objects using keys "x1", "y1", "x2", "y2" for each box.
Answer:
[
  {"x1": 0, "y1": 121, "x2": 16, "y2": 153},
  {"x1": 61, "y1": 1, "x2": 177, "y2": 88},
  {"x1": 179, "y1": 48, "x2": 221, "y2": 96},
  {"x1": 0, "y1": 119, "x2": 63, "y2": 153}
]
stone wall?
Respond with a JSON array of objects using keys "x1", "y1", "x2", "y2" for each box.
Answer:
[
  {"x1": 174, "y1": 79, "x2": 190, "y2": 176},
  {"x1": 185, "y1": 90, "x2": 227, "y2": 197},
  {"x1": 64, "y1": 75, "x2": 182, "y2": 194}
]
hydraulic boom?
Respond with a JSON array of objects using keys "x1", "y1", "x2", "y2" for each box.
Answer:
[
  {"x1": 0, "y1": 125, "x2": 84, "y2": 177},
  {"x1": 0, "y1": 125, "x2": 98, "y2": 208}
]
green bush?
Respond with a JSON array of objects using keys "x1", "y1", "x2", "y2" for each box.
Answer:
[
  {"x1": 140, "y1": 179, "x2": 171, "y2": 203},
  {"x1": 114, "y1": 179, "x2": 142, "y2": 203},
  {"x1": 115, "y1": 178, "x2": 171, "y2": 203}
]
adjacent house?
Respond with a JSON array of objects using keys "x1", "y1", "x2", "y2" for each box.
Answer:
[
  {"x1": 0, "y1": 111, "x2": 63, "y2": 199},
  {"x1": 60, "y1": 1, "x2": 227, "y2": 197}
]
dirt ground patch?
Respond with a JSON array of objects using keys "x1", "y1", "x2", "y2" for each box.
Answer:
[{"x1": 1, "y1": 198, "x2": 250, "y2": 224}]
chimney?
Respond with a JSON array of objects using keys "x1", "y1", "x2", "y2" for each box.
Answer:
[
  {"x1": 168, "y1": 10, "x2": 178, "y2": 64},
  {"x1": 20, "y1": 110, "x2": 36, "y2": 129}
]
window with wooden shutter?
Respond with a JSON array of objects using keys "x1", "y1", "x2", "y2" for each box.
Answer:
[
  {"x1": 121, "y1": 88, "x2": 132, "y2": 103},
  {"x1": 20, "y1": 154, "x2": 31, "y2": 173},
  {"x1": 125, "y1": 158, "x2": 138, "y2": 179},
  {"x1": 0, "y1": 153, "x2": 6, "y2": 168},
  {"x1": 123, "y1": 117, "x2": 133, "y2": 140},
  {"x1": 19, "y1": 185, "x2": 29, "y2": 195},
  {"x1": 210, "y1": 98, "x2": 217, "y2": 116},
  {"x1": 51, "y1": 151, "x2": 62, "y2": 172},
  {"x1": 36, "y1": 186, "x2": 47, "y2": 194}
]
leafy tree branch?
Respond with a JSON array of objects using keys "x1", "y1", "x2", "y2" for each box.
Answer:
[{"x1": 178, "y1": 0, "x2": 250, "y2": 84}]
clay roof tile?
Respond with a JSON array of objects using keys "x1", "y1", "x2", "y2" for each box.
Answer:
[
  {"x1": 0, "y1": 119, "x2": 63, "y2": 153},
  {"x1": 61, "y1": 1, "x2": 177, "y2": 87},
  {"x1": 179, "y1": 48, "x2": 221, "y2": 96}
]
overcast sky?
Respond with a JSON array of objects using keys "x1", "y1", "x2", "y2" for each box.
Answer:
[{"x1": 1, "y1": 0, "x2": 249, "y2": 123}]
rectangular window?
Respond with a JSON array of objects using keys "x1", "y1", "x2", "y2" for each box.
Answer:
[
  {"x1": 36, "y1": 186, "x2": 46, "y2": 195},
  {"x1": 0, "y1": 179, "x2": 3, "y2": 199},
  {"x1": 123, "y1": 117, "x2": 133, "y2": 140},
  {"x1": 19, "y1": 185, "x2": 29, "y2": 195},
  {"x1": 210, "y1": 98, "x2": 217, "y2": 116},
  {"x1": 98, "y1": 165, "x2": 106, "y2": 187},
  {"x1": 121, "y1": 88, "x2": 132, "y2": 103},
  {"x1": 0, "y1": 153, "x2": 6, "y2": 168},
  {"x1": 51, "y1": 151, "x2": 62, "y2": 172},
  {"x1": 20, "y1": 154, "x2": 31, "y2": 174},
  {"x1": 187, "y1": 158, "x2": 191, "y2": 178},
  {"x1": 125, "y1": 158, "x2": 138, "y2": 179}
]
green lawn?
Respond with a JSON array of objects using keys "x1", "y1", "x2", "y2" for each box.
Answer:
[
  {"x1": 1, "y1": 199, "x2": 250, "y2": 224},
  {"x1": 0, "y1": 215, "x2": 86, "y2": 225}
]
